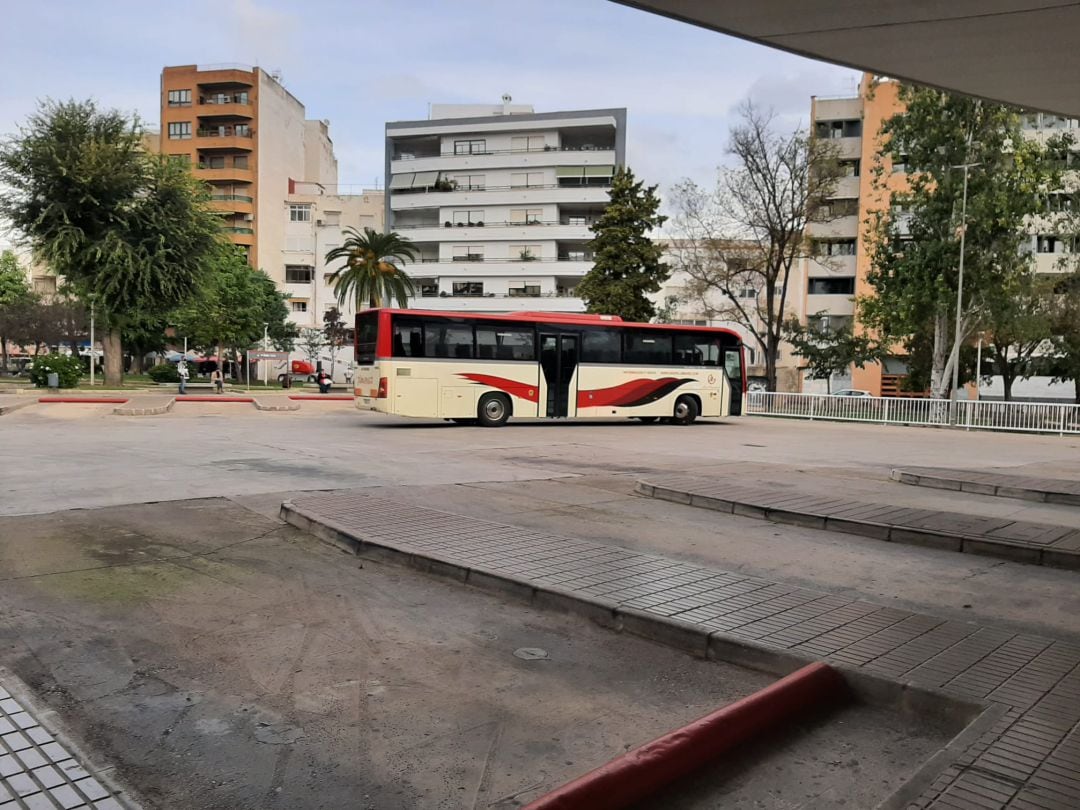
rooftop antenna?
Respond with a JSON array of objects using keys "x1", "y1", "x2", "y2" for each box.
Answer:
[{"x1": 501, "y1": 93, "x2": 512, "y2": 115}]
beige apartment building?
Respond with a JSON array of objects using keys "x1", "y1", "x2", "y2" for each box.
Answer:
[
  {"x1": 159, "y1": 64, "x2": 383, "y2": 328},
  {"x1": 802, "y1": 74, "x2": 1078, "y2": 397}
]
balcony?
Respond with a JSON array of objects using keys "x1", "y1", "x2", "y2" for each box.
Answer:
[
  {"x1": 806, "y1": 214, "x2": 859, "y2": 239},
  {"x1": 806, "y1": 293, "x2": 855, "y2": 316},
  {"x1": 393, "y1": 221, "x2": 592, "y2": 243},
  {"x1": 391, "y1": 145, "x2": 617, "y2": 176},
  {"x1": 196, "y1": 165, "x2": 254, "y2": 183},
  {"x1": 391, "y1": 183, "x2": 611, "y2": 210},
  {"x1": 196, "y1": 126, "x2": 254, "y2": 151},
  {"x1": 409, "y1": 294, "x2": 586, "y2": 313},
  {"x1": 208, "y1": 194, "x2": 254, "y2": 214},
  {"x1": 404, "y1": 258, "x2": 592, "y2": 278}
]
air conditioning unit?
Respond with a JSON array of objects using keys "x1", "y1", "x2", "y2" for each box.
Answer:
[
  {"x1": 242, "y1": 214, "x2": 254, "y2": 221},
  {"x1": 316, "y1": 218, "x2": 324, "y2": 226}
]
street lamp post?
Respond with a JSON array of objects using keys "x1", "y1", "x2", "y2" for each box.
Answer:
[
  {"x1": 89, "y1": 299, "x2": 95, "y2": 387},
  {"x1": 949, "y1": 159, "x2": 971, "y2": 404},
  {"x1": 262, "y1": 322, "x2": 269, "y2": 386}
]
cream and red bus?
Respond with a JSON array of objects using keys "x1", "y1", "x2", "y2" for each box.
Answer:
[{"x1": 353, "y1": 309, "x2": 745, "y2": 427}]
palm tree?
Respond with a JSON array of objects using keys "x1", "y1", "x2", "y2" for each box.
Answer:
[{"x1": 325, "y1": 227, "x2": 418, "y2": 310}]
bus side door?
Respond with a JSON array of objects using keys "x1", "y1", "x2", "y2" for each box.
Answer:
[{"x1": 539, "y1": 333, "x2": 579, "y2": 418}]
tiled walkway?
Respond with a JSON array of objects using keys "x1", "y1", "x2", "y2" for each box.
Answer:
[
  {"x1": 0, "y1": 679, "x2": 131, "y2": 809},
  {"x1": 893, "y1": 467, "x2": 1080, "y2": 506},
  {"x1": 284, "y1": 490, "x2": 1080, "y2": 810},
  {"x1": 635, "y1": 474, "x2": 1080, "y2": 570}
]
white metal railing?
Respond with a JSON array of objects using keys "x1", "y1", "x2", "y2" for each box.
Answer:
[{"x1": 746, "y1": 392, "x2": 1080, "y2": 436}]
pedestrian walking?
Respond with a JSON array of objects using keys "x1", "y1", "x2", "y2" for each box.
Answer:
[
  {"x1": 210, "y1": 368, "x2": 224, "y2": 394},
  {"x1": 178, "y1": 360, "x2": 189, "y2": 395}
]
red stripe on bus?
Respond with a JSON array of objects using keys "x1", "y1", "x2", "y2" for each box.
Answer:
[
  {"x1": 458, "y1": 373, "x2": 539, "y2": 403},
  {"x1": 577, "y1": 378, "x2": 690, "y2": 408}
]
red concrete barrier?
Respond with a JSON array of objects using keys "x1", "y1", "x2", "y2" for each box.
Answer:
[
  {"x1": 175, "y1": 396, "x2": 254, "y2": 403},
  {"x1": 287, "y1": 395, "x2": 354, "y2": 401},
  {"x1": 38, "y1": 397, "x2": 129, "y2": 404},
  {"x1": 523, "y1": 662, "x2": 847, "y2": 810}
]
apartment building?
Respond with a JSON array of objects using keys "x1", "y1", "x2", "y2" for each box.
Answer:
[
  {"x1": 802, "y1": 74, "x2": 1079, "y2": 396},
  {"x1": 652, "y1": 240, "x2": 804, "y2": 390},
  {"x1": 160, "y1": 64, "x2": 384, "y2": 329},
  {"x1": 282, "y1": 183, "x2": 384, "y2": 328},
  {"x1": 384, "y1": 102, "x2": 626, "y2": 312}
]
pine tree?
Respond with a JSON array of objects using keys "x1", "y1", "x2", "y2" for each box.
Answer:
[{"x1": 577, "y1": 167, "x2": 668, "y2": 322}]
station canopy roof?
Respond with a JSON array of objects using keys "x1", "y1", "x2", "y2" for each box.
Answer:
[{"x1": 615, "y1": 1, "x2": 1080, "y2": 117}]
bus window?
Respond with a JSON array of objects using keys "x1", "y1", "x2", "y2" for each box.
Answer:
[
  {"x1": 624, "y1": 330, "x2": 672, "y2": 364},
  {"x1": 356, "y1": 311, "x2": 379, "y2": 364},
  {"x1": 581, "y1": 330, "x2": 621, "y2": 363},
  {"x1": 392, "y1": 319, "x2": 424, "y2": 357},
  {"x1": 476, "y1": 326, "x2": 535, "y2": 361},
  {"x1": 425, "y1": 323, "x2": 474, "y2": 359}
]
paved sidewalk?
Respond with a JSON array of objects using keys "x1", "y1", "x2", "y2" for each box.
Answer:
[
  {"x1": 635, "y1": 474, "x2": 1080, "y2": 570},
  {"x1": 110, "y1": 396, "x2": 173, "y2": 417},
  {"x1": 0, "y1": 677, "x2": 133, "y2": 809},
  {"x1": 283, "y1": 490, "x2": 1080, "y2": 810},
  {"x1": 0, "y1": 397, "x2": 34, "y2": 416},
  {"x1": 894, "y1": 467, "x2": 1080, "y2": 506}
]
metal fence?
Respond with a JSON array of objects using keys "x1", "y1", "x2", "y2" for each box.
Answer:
[{"x1": 746, "y1": 392, "x2": 1080, "y2": 436}]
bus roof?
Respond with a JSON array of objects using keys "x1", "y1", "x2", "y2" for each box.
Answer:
[{"x1": 364, "y1": 308, "x2": 743, "y2": 342}]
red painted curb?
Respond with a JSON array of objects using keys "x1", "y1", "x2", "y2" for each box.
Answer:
[
  {"x1": 287, "y1": 395, "x2": 354, "y2": 401},
  {"x1": 38, "y1": 397, "x2": 129, "y2": 404},
  {"x1": 175, "y1": 396, "x2": 254, "y2": 403},
  {"x1": 523, "y1": 662, "x2": 847, "y2": 810}
]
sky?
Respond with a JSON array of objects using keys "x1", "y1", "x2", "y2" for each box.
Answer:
[{"x1": 0, "y1": 0, "x2": 860, "y2": 200}]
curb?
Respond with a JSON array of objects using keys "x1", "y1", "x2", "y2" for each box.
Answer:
[
  {"x1": 635, "y1": 480, "x2": 1080, "y2": 572},
  {"x1": 891, "y1": 467, "x2": 1080, "y2": 507},
  {"x1": 253, "y1": 398, "x2": 300, "y2": 412},
  {"x1": 37, "y1": 396, "x2": 129, "y2": 404},
  {"x1": 112, "y1": 398, "x2": 175, "y2": 416},
  {"x1": 0, "y1": 667, "x2": 144, "y2": 809},
  {"x1": 522, "y1": 662, "x2": 849, "y2": 810},
  {"x1": 279, "y1": 498, "x2": 987, "y2": 810},
  {"x1": 175, "y1": 395, "x2": 254, "y2": 403},
  {"x1": 0, "y1": 399, "x2": 36, "y2": 415}
]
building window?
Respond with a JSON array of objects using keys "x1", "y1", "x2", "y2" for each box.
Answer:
[
  {"x1": 815, "y1": 119, "x2": 862, "y2": 139},
  {"x1": 452, "y1": 210, "x2": 484, "y2": 226},
  {"x1": 169, "y1": 154, "x2": 191, "y2": 165},
  {"x1": 323, "y1": 211, "x2": 341, "y2": 226},
  {"x1": 566, "y1": 215, "x2": 587, "y2": 226},
  {"x1": 451, "y1": 245, "x2": 484, "y2": 262},
  {"x1": 510, "y1": 172, "x2": 545, "y2": 188},
  {"x1": 167, "y1": 122, "x2": 191, "y2": 140},
  {"x1": 202, "y1": 155, "x2": 226, "y2": 169},
  {"x1": 285, "y1": 266, "x2": 314, "y2": 283},
  {"x1": 822, "y1": 199, "x2": 858, "y2": 218},
  {"x1": 838, "y1": 159, "x2": 860, "y2": 177},
  {"x1": 233, "y1": 155, "x2": 249, "y2": 169},
  {"x1": 738, "y1": 287, "x2": 757, "y2": 299},
  {"x1": 561, "y1": 249, "x2": 587, "y2": 261},
  {"x1": 289, "y1": 204, "x2": 312, "y2": 222},
  {"x1": 451, "y1": 174, "x2": 485, "y2": 190},
  {"x1": 508, "y1": 283, "x2": 541, "y2": 297},
  {"x1": 807, "y1": 277, "x2": 856, "y2": 295},
  {"x1": 510, "y1": 208, "x2": 543, "y2": 225},
  {"x1": 815, "y1": 239, "x2": 857, "y2": 257},
  {"x1": 453, "y1": 139, "x2": 487, "y2": 155},
  {"x1": 168, "y1": 89, "x2": 192, "y2": 107},
  {"x1": 511, "y1": 135, "x2": 546, "y2": 152},
  {"x1": 33, "y1": 276, "x2": 58, "y2": 296},
  {"x1": 1037, "y1": 236, "x2": 1062, "y2": 254},
  {"x1": 452, "y1": 281, "x2": 484, "y2": 297},
  {"x1": 419, "y1": 280, "x2": 439, "y2": 297},
  {"x1": 291, "y1": 301, "x2": 308, "y2": 313}
]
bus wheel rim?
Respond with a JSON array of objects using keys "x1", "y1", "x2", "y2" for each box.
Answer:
[
  {"x1": 675, "y1": 401, "x2": 689, "y2": 418},
  {"x1": 485, "y1": 400, "x2": 504, "y2": 419}
]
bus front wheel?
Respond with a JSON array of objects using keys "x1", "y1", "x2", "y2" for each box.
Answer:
[
  {"x1": 671, "y1": 395, "x2": 699, "y2": 426},
  {"x1": 478, "y1": 394, "x2": 511, "y2": 428}
]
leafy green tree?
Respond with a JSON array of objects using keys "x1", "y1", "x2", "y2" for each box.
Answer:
[
  {"x1": 0, "y1": 250, "x2": 33, "y2": 370},
  {"x1": 0, "y1": 99, "x2": 223, "y2": 386},
  {"x1": 980, "y1": 273, "x2": 1055, "y2": 400},
  {"x1": 577, "y1": 166, "x2": 667, "y2": 322},
  {"x1": 784, "y1": 314, "x2": 880, "y2": 393},
  {"x1": 860, "y1": 85, "x2": 1063, "y2": 399},
  {"x1": 1047, "y1": 272, "x2": 1080, "y2": 403},
  {"x1": 173, "y1": 247, "x2": 296, "y2": 379},
  {"x1": 121, "y1": 308, "x2": 170, "y2": 375},
  {"x1": 670, "y1": 103, "x2": 844, "y2": 390},
  {"x1": 322, "y1": 306, "x2": 348, "y2": 377},
  {"x1": 325, "y1": 227, "x2": 417, "y2": 309}
]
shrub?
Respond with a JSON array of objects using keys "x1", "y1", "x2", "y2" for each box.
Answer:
[
  {"x1": 147, "y1": 363, "x2": 180, "y2": 383},
  {"x1": 29, "y1": 353, "x2": 83, "y2": 388}
]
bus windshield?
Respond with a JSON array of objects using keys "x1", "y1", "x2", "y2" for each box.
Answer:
[{"x1": 356, "y1": 311, "x2": 379, "y2": 365}]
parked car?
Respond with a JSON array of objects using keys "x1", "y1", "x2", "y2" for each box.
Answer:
[{"x1": 831, "y1": 388, "x2": 872, "y2": 397}]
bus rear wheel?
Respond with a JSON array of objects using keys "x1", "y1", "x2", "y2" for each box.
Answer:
[
  {"x1": 671, "y1": 395, "x2": 699, "y2": 426},
  {"x1": 478, "y1": 394, "x2": 511, "y2": 428}
]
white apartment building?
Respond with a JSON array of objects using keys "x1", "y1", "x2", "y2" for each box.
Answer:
[
  {"x1": 384, "y1": 102, "x2": 627, "y2": 312},
  {"x1": 281, "y1": 183, "x2": 384, "y2": 329}
]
